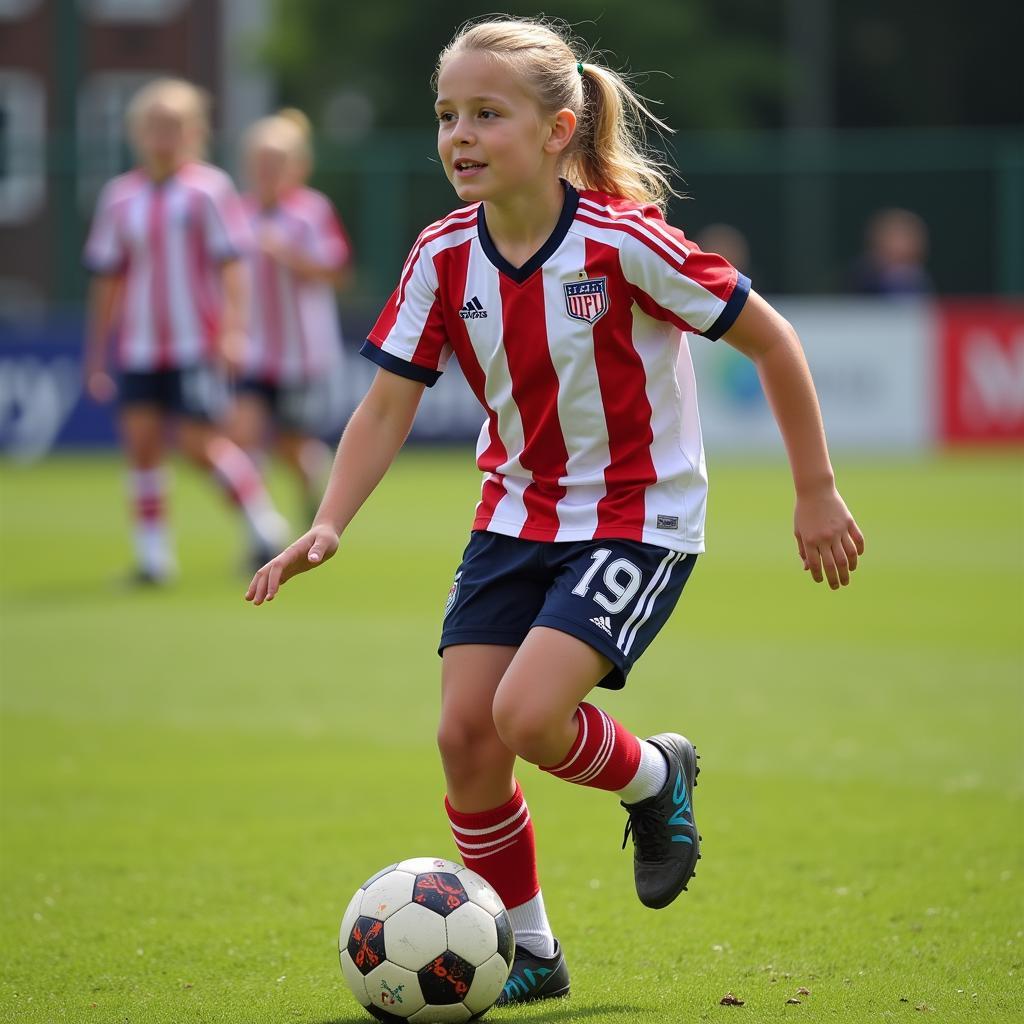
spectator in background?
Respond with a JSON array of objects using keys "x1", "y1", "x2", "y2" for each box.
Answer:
[
  {"x1": 850, "y1": 207, "x2": 933, "y2": 295},
  {"x1": 230, "y1": 109, "x2": 353, "y2": 523},
  {"x1": 83, "y1": 78, "x2": 288, "y2": 583},
  {"x1": 694, "y1": 222, "x2": 752, "y2": 277}
]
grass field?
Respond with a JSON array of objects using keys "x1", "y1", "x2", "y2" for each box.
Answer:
[{"x1": 1, "y1": 450, "x2": 1021, "y2": 1024}]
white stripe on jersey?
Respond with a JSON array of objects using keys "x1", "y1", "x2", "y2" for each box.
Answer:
[
  {"x1": 120, "y1": 188, "x2": 154, "y2": 369},
  {"x1": 165, "y1": 186, "x2": 203, "y2": 366},
  {"x1": 460, "y1": 242, "x2": 530, "y2": 535},
  {"x1": 577, "y1": 195, "x2": 692, "y2": 262},
  {"x1": 539, "y1": 230, "x2": 610, "y2": 541}
]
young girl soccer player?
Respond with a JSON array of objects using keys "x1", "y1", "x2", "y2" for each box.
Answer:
[
  {"x1": 84, "y1": 78, "x2": 287, "y2": 581},
  {"x1": 247, "y1": 17, "x2": 865, "y2": 1006},
  {"x1": 231, "y1": 110, "x2": 353, "y2": 522}
]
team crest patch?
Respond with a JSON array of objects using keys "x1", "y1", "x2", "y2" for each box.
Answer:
[
  {"x1": 563, "y1": 277, "x2": 609, "y2": 324},
  {"x1": 444, "y1": 571, "x2": 462, "y2": 618}
]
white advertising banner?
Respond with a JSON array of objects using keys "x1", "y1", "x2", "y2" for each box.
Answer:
[{"x1": 689, "y1": 298, "x2": 936, "y2": 454}]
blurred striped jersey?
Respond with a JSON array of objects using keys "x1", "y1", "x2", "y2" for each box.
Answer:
[
  {"x1": 242, "y1": 187, "x2": 351, "y2": 384},
  {"x1": 84, "y1": 162, "x2": 251, "y2": 370}
]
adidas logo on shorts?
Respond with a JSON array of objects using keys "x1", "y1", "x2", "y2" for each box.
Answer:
[
  {"x1": 589, "y1": 615, "x2": 613, "y2": 636},
  {"x1": 459, "y1": 296, "x2": 488, "y2": 319}
]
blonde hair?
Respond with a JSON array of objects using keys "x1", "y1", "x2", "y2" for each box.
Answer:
[
  {"x1": 126, "y1": 77, "x2": 210, "y2": 157},
  {"x1": 435, "y1": 16, "x2": 677, "y2": 210},
  {"x1": 244, "y1": 109, "x2": 313, "y2": 181}
]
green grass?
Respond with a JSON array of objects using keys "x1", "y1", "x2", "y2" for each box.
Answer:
[{"x1": 1, "y1": 450, "x2": 1021, "y2": 1024}]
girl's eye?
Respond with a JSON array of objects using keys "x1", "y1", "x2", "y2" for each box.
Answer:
[
  {"x1": 437, "y1": 112, "x2": 455, "y2": 124},
  {"x1": 479, "y1": 110, "x2": 497, "y2": 119}
]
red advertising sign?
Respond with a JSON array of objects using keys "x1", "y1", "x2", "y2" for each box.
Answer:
[{"x1": 939, "y1": 302, "x2": 1024, "y2": 444}]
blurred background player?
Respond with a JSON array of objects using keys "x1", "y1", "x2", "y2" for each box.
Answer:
[
  {"x1": 82, "y1": 78, "x2": 288, "y2": 582},
  {"x1": 231, "y1": 110, "x2": 352, "y2": 522},
  {"x1": 849, "y1": 207, "x2": 933, "y2": 296}
]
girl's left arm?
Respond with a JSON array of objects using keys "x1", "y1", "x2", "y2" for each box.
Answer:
[
  {"x1": 218, "y1": 258, "x2": 249, "y2": 372},
  {"x1": 722, "y1": 290, "x2": 865, "y2": 589}
]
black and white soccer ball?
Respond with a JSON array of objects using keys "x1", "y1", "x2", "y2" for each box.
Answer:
[{"x1": 339, "y1": 857, "x2": 515, "y2": 1022}]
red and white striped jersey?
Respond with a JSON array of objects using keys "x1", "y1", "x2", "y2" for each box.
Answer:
[
  {"x1": 84, "y1": 162, "x2": 252, "y2": 371},
  {"x1": 363, "y1": 182, "x2": 751, "y2": 553},
  {"x1": 242, "y1": 187, "x2": 351, "y2": 384}
]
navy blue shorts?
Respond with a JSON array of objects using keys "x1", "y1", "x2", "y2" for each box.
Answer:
[
  {"x1": 118, "y1": 368, "x2": 227, "y2": 422},
  {"x1": 235, "y1": 376, "x2": 332, "y2": 435},
  {"x1": 439, "y1": 532, "x2": 697, "y2": 690}
]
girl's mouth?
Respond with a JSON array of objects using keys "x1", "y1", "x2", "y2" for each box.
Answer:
[{"x1": 453, "y1": 159, "x2": 487, "y2": 177}]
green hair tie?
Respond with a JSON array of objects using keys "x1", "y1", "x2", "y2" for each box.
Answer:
[{"x1": 577, "y1": 61, "x2": 584, "y2": 76}]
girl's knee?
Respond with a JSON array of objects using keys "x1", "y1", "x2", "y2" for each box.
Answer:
[
  {"x1": 491, "y1": 691, "x2": 555, "y2": 764},
  {"x1": 436, "y1": 713, "x2": 497, "y2": 768}
]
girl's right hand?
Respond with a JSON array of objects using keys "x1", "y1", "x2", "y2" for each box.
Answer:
[{"x1": 245, "y1": 524, "x2": 338, "y2": 605}]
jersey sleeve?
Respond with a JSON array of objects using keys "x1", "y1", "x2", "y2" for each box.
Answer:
[
  {"x1": 83, "y1": 179, "x2": 128, "y2": 275},
  {"x1": 620, "y1": 217, "x2": 751, "y2": 341},
  {"x1": 360, "y1": 244, "x2": 451, "y2": 387},
  {"x1": 202, "y1": 176, "x2": 252, "y2": 262}
]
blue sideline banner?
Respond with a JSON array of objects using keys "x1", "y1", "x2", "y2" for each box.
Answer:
[
  {"x1": 0, "y1": 315, "x2": 485, "y2": 459},
  {"x1": 0, "y1": 317, "x2": 118, "y2": 460}
]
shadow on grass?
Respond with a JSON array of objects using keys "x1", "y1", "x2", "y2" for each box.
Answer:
[{"x1": 308, "y1": 1005, "x2": 640, "y2": 1024}]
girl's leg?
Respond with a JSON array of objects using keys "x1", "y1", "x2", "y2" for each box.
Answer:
[
  {"x1": 494, "y1": 627, "x2": 665, "y2": 797},
  {"x1": 177, "y1": 417, "x2": 287, "y2": 559},
  {"x1": 439, "y1": 644, "x2": 557, "y2": 959},
  {"x1": 276, "y1": 431, "x2": 332, "y2": 523},
  {"x1": 226, "y1": 390, "x2": 271, "y2": 458},
  {"x1": 492, "y1": 626, "x2": 699, "y2": 910},
  {"x1": 119, "y1": 405, "x2": 173, "y2": 580}
]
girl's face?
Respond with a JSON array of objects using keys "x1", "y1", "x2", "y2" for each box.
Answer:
[
  {"x1": 247, "y1": 144, "x2": 290, "y2": 204},
  {"x1": 135, "y1": 101, "x2": 196, "y2": 170},
  {"x1": 435, "y1": 50, "x2": 560, "y2": 203}
]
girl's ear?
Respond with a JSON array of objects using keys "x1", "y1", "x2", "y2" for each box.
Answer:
[{"x1": 544, "y1": 108, "x2": 577, "y2": 156}]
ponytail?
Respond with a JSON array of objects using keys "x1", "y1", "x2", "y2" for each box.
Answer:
[{"x1": 569, "y1": 63, "x2": 677, "y2": 210}]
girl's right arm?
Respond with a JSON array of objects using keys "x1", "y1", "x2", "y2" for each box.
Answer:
[
  {"x1": 83, "y1": 274, "x2": 122, "y2": 402},
  {"x1": 245, "y1": 367, "x2": 426, "y2": 605}
]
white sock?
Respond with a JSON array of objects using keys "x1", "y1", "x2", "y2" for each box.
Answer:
[
  {"x1": 506, "y1": 890, "x2": 555, "y2": 959},
  {"x1": 616, "y1": 740, "x2": 669, "y2": 804},
  {"x1": 207, "y1": 438, "x2": 287, "y2": 549},
  {"x1": 133, "y1": 522, "x2": 174, "y2": 577},
  {"x1": 129, "y1": 469, "x2": 174, "y2": 576}
]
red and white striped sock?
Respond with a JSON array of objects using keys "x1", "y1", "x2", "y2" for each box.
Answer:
[
  {"x1": 541, "y1": 701, "x2": 650, "y2": 794},
  {"x1": 445, "y1": 782, "x2": 555, "y2": 957},
  {"x1": 129, "y1": 468, "x2": 172, "y2": 576},
  {"x1": 207, "y1": 437, "x2": 285, "y2": 548}
]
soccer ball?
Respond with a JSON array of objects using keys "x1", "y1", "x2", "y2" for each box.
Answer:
[{"x1": 339, "y1": 857, "x2": 515, "y2": 1022}]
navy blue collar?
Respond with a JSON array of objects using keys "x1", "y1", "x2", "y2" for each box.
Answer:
[{"x1": 476, "y1": 181, "x2": 579, "y2": 284}]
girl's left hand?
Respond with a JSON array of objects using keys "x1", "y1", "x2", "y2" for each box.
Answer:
[{"x1": 794, "y1": 485, "x2": 865, "y2": 589}]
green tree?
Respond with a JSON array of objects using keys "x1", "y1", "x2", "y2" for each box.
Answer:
[{"x1": 263, "y1": 1, "x2": 785, "y2": 136}]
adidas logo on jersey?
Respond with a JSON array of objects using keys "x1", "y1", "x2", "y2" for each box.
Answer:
[
  {"x1": 589, "y1": 615, "x2": 613, "y2": 636},
  {"x1": 459, "y1": 296, "x2": 488, "y2": 319}
]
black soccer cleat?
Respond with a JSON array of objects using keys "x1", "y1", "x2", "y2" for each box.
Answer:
[
  {"x1": 621, "y1": 733, "x2": 701, "y2": 909},
  {"x1": 493, "y1": 938, "x2": 570, "y2": 1006}
]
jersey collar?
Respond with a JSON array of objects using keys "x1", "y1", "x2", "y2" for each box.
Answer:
[{"x1": 476, "y1": 180, "x2": 580, "y2": 284}]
